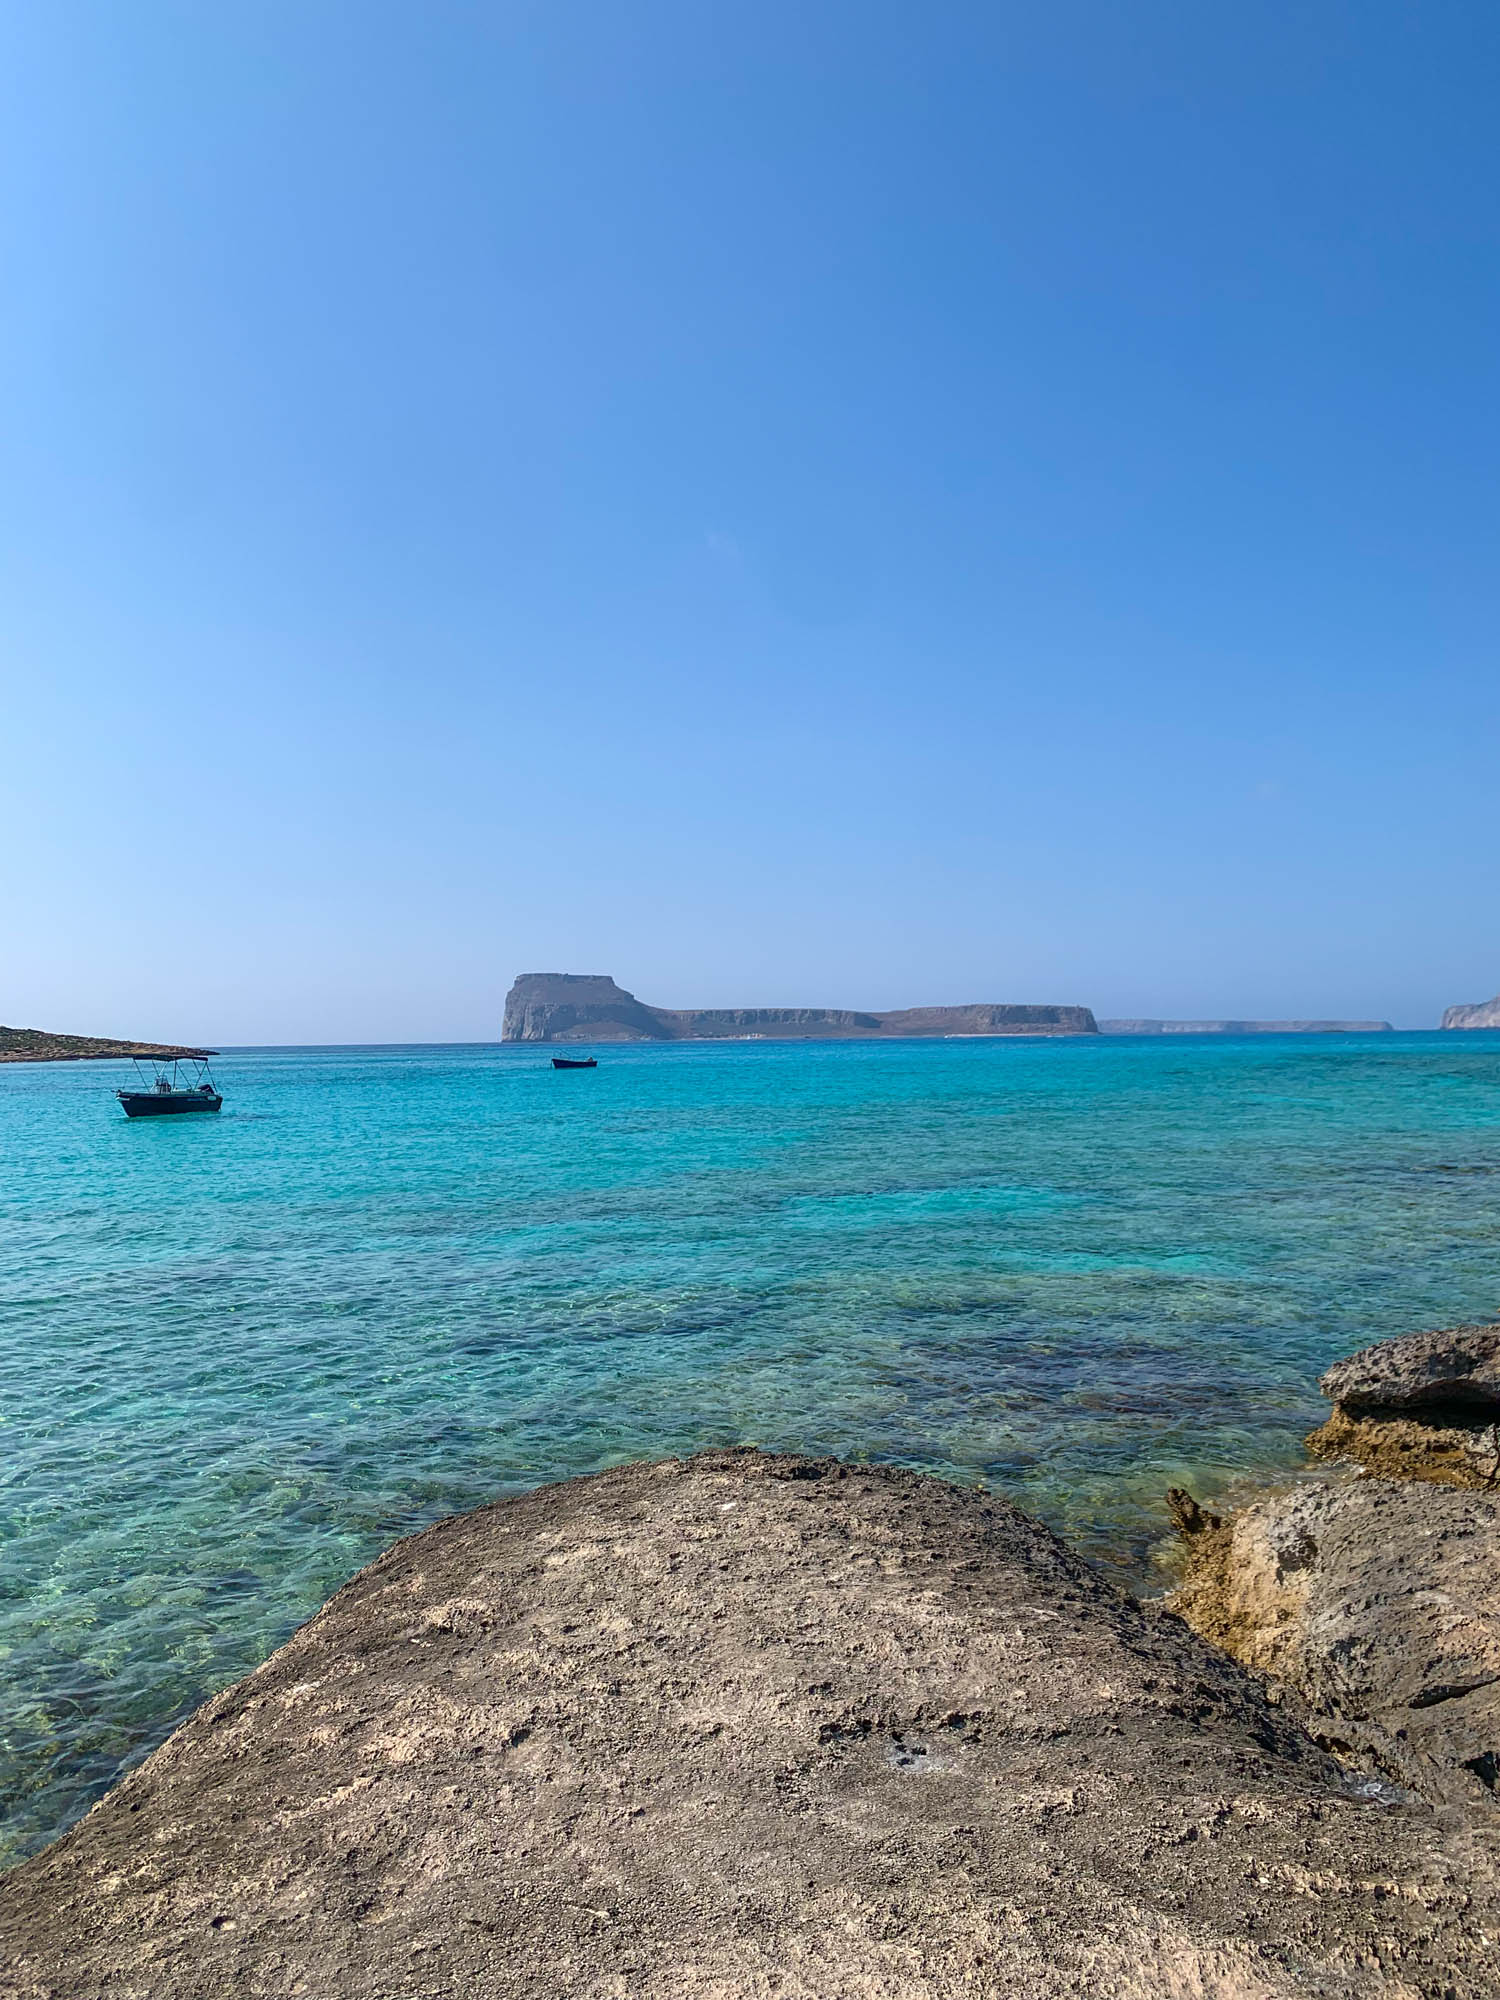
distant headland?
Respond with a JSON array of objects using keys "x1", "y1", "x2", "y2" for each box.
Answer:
[
  {"x1": 1441, "y1": 992, "x2": 1500, "y2": 1029},
  {"x1": 501, "y1": 974, "x2": 1097, "y2": 1043},
  {"x1": 1097, "y1": 1017, "x2": 1394, "y2": 1035},
  {"x1": 0, "y1": 1026, "x2": 214, "y2": 1065}
]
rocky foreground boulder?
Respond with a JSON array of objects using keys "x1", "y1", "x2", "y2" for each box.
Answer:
[{"x1": 5, "y1": 1451, "x2": 1497, "y2": 1998}]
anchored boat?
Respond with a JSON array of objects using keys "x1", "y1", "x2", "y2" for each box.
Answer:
[
  {"x1": 551, "y1": 1056, "x2": 597, "y2": 1070},
  {"x1": 117, "y1": 1054, "x2": 223, "y2": 1117}
]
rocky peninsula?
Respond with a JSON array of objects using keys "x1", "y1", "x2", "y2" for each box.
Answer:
[
  {"x1": 1442, "y1": 994, "x2": 1500, "y2": 1029},
  {"x1": 0, "y1": 1025, "x2": 213, "y2": 1064},
  {"x1": 503, "y1": 973, "x2": 1098, "y2": 1043},
  {"x1": 6, "y1": 1414, "x2": 1500, "y2": 1996}
]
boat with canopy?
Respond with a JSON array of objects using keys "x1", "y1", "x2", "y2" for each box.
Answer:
[{"x1": 116, "y1": 1053, "x2": 223, "y2": 1117}]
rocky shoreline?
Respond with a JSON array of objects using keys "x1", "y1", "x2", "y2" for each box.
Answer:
[
  {"x1": 1169, "y1": 1321, "x2": 1500, "y2": 1823},
  {"x1": 4, "y1": 1330, "x2": 1499, "y2": 1996}
]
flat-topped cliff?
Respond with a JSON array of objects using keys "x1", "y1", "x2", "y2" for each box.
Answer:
[
  {"x1": 0, "y1": 1025, "x2": 213, "y2": 1064},
  {"x1": 502, "y1": 974, "x2": 1097, "y2": 1042},
  {"x1": 1442, "y1": 993, "x2": 1500, "y2": 1029},
  {"x1": 1099, "y1": 1018, "x2": 1393, "y2": 1035}
]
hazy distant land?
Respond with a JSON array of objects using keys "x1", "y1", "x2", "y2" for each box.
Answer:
[
  {"x1": 1098, "y1": 1018, "x2": 1394, "y2": 1035},
  {"x1": 502, "y1": 974, "x2": 1097, "y2": 1042},
  {"x1": 0, "y1": 1026, "x2": 213, "y2": 1065}
]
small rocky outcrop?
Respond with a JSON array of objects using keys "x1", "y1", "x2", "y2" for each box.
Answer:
[
  {"x1": 1442, "y1": 995, "x2": 1500, "y2": 1029},
  {"x1": 6, "y1": 1452, "x2": 1495, "y2": 1998},
  {"x1": 502, "y1": 974, "x2": 1098, "y2": 1042},
  {"x1": 1170, "y1": 1320, "x2": 1500, "y2": 1829},
  {"x1": 1308, "y1": 1322, "x2": 1500, "y2": 1486},
  {"x1": 1320, "y1": 1322, "x2": 1500, "y2": 1417}
]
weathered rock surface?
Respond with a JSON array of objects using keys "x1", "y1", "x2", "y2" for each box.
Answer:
[
  {"x1": 1442, "y1": 996, "x2": 1500, "y2": 1030},
  {"x1": 1306, "y1": 1406, "x2": 1500, "y2": 1487},
  {"x1": 6, "y1": 1451, "x2": 1496, "y2": 1998},
  {"x1": 1320, "y1": 1323, "x2": 1500, "y2": 1421},
  {"x1": 503, "y1": 974, "x2": 1098, "y2": 1042},
  {"x1": 1097, "y1": 1020, "x2": 1394, "y2": 1035},
  {"x1": 1170, "y1": 1476, "x2": 1500, "y2": 1818}
]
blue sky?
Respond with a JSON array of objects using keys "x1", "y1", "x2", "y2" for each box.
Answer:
[{"x1": 2, "y1": 1, "x2": 1497, "y2": 1040}]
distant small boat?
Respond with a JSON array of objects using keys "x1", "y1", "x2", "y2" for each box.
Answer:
[
  {"x1": 551, "y1": 1056, "x2": 597, "y2": 1070},
  {"x1": 117, "y1": 1054, "x2": 223, "y2": 1117}
]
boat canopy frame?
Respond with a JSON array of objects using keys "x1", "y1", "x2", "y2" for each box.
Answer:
[{"x1": 123, "y1": 1052, "x2": 221, "y2": 1094}]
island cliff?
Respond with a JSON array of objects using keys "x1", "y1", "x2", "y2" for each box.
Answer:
[
  {"x1": 1442, "y1": 993, "x2": 1500, "y2": 1029},
  {"x1": 502, "y1": 973, "x2": 1097, "y2": 1042}
]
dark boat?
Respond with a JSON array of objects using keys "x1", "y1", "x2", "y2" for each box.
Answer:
[
  {"x1": 551, "y1": 1056, "x2": 597, "y2": 1069},
  {"x1": 117, "y1": 1053, "x2": 223, "y2": 1117}
]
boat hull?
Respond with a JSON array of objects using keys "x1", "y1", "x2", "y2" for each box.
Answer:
[
  {"x1": 551, "y1": 1057, "x2": 597, "y2": 1069},
  {"x1": 117, "y1": 1091, "x2": 222, "y2": 1117}
]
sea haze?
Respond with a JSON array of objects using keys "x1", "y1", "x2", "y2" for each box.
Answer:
[{"x1": 3, "y1": 1031, "x2": 1500, "y2": 1863}]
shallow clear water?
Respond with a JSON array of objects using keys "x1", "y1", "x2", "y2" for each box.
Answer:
[{"x1": 4, "y1": 1031, "x2": 1500, "y2": 1863}]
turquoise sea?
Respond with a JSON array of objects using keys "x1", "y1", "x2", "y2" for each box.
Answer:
[{"x1": 4, "y1": 1030, "x2": 1500, "y2": 1865}]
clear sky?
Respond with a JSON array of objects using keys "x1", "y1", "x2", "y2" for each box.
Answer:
[{"x1": 3, "y1": 2, "x2": 1497, "y2": 1042}]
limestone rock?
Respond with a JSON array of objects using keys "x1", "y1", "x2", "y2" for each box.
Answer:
[
  {"x1": 499, "y1": 973, "x2": 667, "y2": 1043},
  {"x1": 1442, "y1": 995, "x2": 1500, "y2": 1029},
  {"x1": 1170, "y1": 1475, "x2": 1500, "y2": 1817},
  {"x1": 1307, "y1": 1406, "x2": 1500, "y2": 1488},
  {"x1": 1320, "y1": 1322, "x2": 1500, "y2": 1419},
  {"x1": 4, "y1": 1453, "x2": 1496, "y2": 1999}
]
